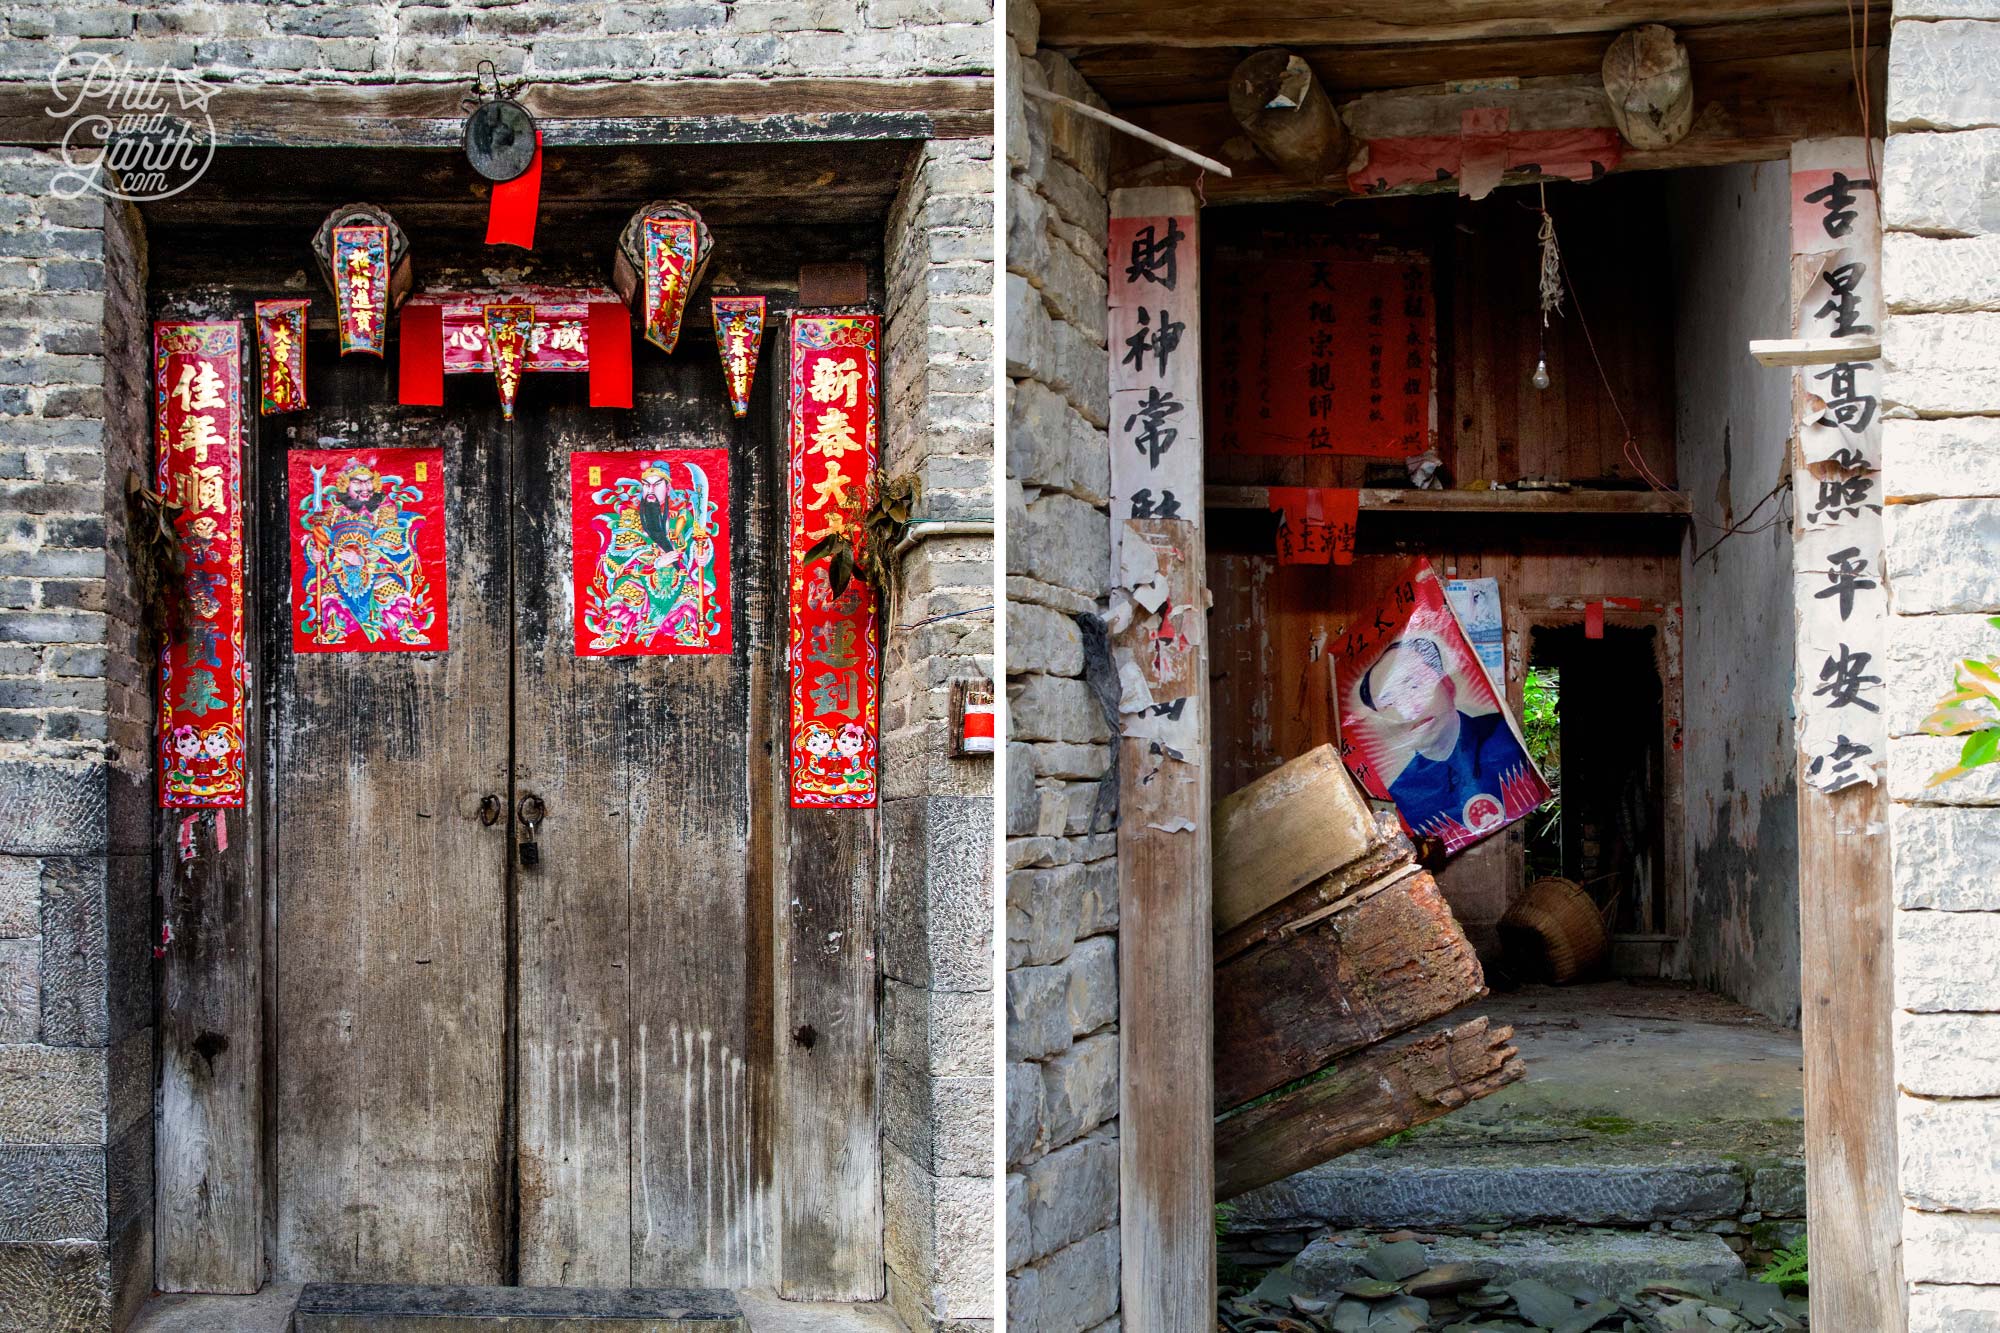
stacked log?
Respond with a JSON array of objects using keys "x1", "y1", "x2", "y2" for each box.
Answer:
[{"x1": 1209, "y1": 745, "x2": 1526, "y2": 1201}]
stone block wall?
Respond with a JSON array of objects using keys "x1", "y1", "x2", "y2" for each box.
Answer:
[
  {"x1": 0, "y1": 155, "x2": 154, "y2": 1333},
  {"x1": 0, "y1": 1, "x2": 991, "y2": 83},
  {"x1": 1002, "y1": 4, "x2": 1121, "y2": 1330},
  {"x1": 1882, "y1": 5, "x2": 2000, "y2": 1327},
  {"x1": 879, "y1": 135, "x2": 997, "y2": 1333}
]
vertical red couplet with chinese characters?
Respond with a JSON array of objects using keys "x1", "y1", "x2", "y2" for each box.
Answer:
[
  {"x1": 712, "y1": 295, "x2": 766, "y2": 418},
  {"x1": 155, "y1": 321, "x2": 247, "y2": 809},
  {"x1": 254, "y1": 298, "x2": 309, "y2": 414},
  {"x1": 786, "y1": 314, "x2": 881, "y2": 808}
]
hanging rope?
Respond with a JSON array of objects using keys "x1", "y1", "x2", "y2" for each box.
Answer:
[{"x1": 1537, "y1": 185, "x2": 1565, "y2": 329}]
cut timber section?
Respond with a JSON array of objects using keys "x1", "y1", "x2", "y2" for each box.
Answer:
[
  {"x1": 1215, "y1": 867, "x2": 1488, "y2": 1111},
  {"x1": 1214, "y1": 1016, "x2": 1524, "y2": 1202},
  {"x1": 1213, "y1": 744, "x2": 1377, "y2": 933}
]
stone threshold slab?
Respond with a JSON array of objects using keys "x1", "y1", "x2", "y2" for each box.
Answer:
[{"x1": 292, "y1": 1284, "x2": 745, "y2": 1332}]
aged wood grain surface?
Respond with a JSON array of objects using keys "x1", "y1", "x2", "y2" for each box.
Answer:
[
  {"x1": 617, "y1": 360, "x2": 765, "y2": 1289},
  {"x1": 1116, "y1": 519, "x2": 1215, "y2": 1330},
  {"x1": 270, "y1": 365, "x2": 511, "y2": 1283},
  {"x1": 511, "y1": 395, "x2": 635, "y2": 1289},
  {"x1": 1214, "y1": 869, "x2": 1488, "y2": 1111},
  {"x1": 157, "y1": 295, "x2": 262, "y2": 1293},
  {"x1": 1213, "y1": 1016, "x2": 1525, "y2": 1201}
]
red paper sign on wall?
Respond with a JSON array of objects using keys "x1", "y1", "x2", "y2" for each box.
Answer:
[
  {"x1": 155, "y1": 321, "x2": 247, "y2": 809},
  {"x1": 787, "y1": 314, "x2": 881, "y2": 809},
  {"x1": 571, "y1": 449, "x2": 731, "y2": 656},
  {"x1": 1207, "y1": 252, "x2": 1434, "y2": 459},
  {"x1": 288, "y1": 448, "x2": 449, "y2": 653}
]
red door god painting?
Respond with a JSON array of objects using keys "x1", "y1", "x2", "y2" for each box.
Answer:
[
  {"x1": 570, "y1": 449, "x2": 732, "y2": 656},
  {"x1": 288, "y1": 449, "x2": 448, "y2": 652}
]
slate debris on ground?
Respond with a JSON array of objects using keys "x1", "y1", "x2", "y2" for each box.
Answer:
[{"x1": 1224, "y1": 1246, "x2": 1808, "y2": 1333}]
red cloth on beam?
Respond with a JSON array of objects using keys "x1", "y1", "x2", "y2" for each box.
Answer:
[
  {"x1": 485, "y1": 130, "x2": 542, "y2": 250},
  {"x1": 397, "y1": 302, "x2": 444, "y2": 407},
  {"x1": 587, "y1": 302, "x2": 633, "y2": 409}
]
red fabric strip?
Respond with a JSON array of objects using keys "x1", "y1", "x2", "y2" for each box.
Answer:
[
  {"x1": 587, "y1": 302, "x2": 633, "y2": 409},
  {"x1": 485, "y1": 130, "x2": 542, "y2": 250},
  {"x1": 397, "y1": 302, "x2": 444, "y2": 406},
  {"x1": 1585, "y1": 600, "x2": 1605, "y2": 639}
]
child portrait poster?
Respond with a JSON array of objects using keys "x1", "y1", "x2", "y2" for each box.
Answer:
[{"x1": 1333, "y1": 557, "x2": 1551, "y2": 853}]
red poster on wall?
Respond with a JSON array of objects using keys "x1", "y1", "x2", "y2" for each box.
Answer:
[
  {"x1": 288, "y1": 448, "x2": 449, "y2": 653},
  {"x1": 570, "y1": 449, "x2": 731, "y2": 656},
  {"x1": 1207, "y1": 252, "x2": 1434, "y2": 459},
  {"x1": 787, "y1": 314, "x2": 881, "y2": 809},
  {"x1": 1332, "y1": 559, "x2": 1550, "y2": 854},
  {"x1": 155, "y1": 321, "x2": 247, "y2": 809}
]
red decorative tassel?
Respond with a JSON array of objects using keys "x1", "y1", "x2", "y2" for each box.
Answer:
[
  {"x1": 587, "y1": 301, "x2": 632, "y2": 409},
  {"x1": 398, "y1": 303, "x2": 444, "y2": 406},
  {"x1": 485, "y1": 130, "x2": 542, "y2": 250}
]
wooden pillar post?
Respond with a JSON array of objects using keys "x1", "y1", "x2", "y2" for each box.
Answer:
[
  {"x1": 1784, "y1": 137, "x2": 1904, "y2": 1331},
  {"x1": 1108, "y1": 186, "x2": 1215, "y2": 1329}
]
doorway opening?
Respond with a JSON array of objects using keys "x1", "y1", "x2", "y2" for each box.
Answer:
[{"x1": 1206, "y1": 164, "x2": 1809, "y2": 1318}]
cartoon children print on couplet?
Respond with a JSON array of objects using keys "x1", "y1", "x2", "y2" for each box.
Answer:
[{"x1": 1334, "y1": 559, "x2": 1550, "y2": 853}]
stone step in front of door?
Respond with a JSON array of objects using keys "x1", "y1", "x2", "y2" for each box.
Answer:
[
  {"x1": 1282, "y1": 1228, "x2": 1746, "y2": 1299},
  {"x1": 1227, "y1": 1152, "x2": 1805, "y2": 1231},
  {"x1": 291, "y1": 1284, "x2": 746, "y2": 1332}
]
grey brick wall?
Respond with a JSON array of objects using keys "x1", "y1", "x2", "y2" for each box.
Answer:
[
  {"x1": 879, "y1": 135, "x2": 997, "y2": 1333},
  {"x1": 1882, "y1": 3, "x2": 2000, "y2": 1327},
  {"x1": 0, "y1": 0, "x2": 991, "y2": 84},
  {"x1": 0, "y1": 157, "x2": 153, "y2": 1333},
  {"x1": 1002, "y1": 5, "x2": 1120, "y2": 1330}
]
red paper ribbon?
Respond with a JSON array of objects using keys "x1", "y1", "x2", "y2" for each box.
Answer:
[
  {"x1": 587, "y1": 301, "x2": 632, "y2": 409},
  {"x1": 398, "y1": 302, "x2": 444, "y2": 406},
  {"x1": 486, "y1": 130, "x2": 542, "y2": 251},
  {"x1": 1585, "y1": 600, "x2": 1605, "y2": 639}
]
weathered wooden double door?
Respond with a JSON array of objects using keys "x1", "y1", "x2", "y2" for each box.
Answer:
[{"x1": 263, "y1": 351, "x2": 776, "y2": 1287}]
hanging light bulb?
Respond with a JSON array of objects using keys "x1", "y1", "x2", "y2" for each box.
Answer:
[{"x1": 1532, "y1": 357, "x2": 1551, "y2": 391}]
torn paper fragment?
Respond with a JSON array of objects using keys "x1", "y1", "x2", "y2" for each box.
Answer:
[
  {"x1": 1146, "y1": 817, "x2": 1197, "y2": 834},
  {"x1": 1115, "y1": 647, "x2": 1156, "y2": 715}
]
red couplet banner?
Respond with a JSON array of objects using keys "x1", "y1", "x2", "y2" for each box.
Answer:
[
  {"x1": 155, "y1": 321, "x2": 247, "y2": 809},
  {"x1": 288, "y1": 448, "x2": 449, "y2": 653},
  {"x1": 786, "y1": 314, "x2": 881, "y2": 809},
  {"x1": 570, "y1": 449, "x2": 731, "y2": 656}
]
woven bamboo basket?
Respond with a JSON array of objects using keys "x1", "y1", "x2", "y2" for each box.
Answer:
[{"x1": 1499, "y1": 875, "x2": 1609, "y2": 984}]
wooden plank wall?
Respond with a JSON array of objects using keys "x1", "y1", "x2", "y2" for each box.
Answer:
[{"x1": 1205, "y1": 176, "x2": 1678, "y2": 494}]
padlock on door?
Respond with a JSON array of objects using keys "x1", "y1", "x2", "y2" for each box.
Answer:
[{"x1": 517, "y1": 792, "x2": 545, "y2": 868}]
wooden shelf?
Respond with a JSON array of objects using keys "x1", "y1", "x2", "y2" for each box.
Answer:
[{"x1": 1207, "y1": 486, "x2": 1691, "y2": 517}]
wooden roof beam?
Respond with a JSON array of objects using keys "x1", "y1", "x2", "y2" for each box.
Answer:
[
  {"x1": 1038, "y1": 0, "x2": 1848, "y2": 50},
  {"x1": 1112, "y1": 48, "x2": 1880, "y2": 203}
]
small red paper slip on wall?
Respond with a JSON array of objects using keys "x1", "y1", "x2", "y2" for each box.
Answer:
[
  {"x1": 1585, "y1": 600, "x2": 1605, "y2": 639},
  {"x1": 1268, "y1": 486, "x2": 1360, "y2": 565}
]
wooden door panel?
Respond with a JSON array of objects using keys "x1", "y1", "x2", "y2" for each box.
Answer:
[
  {"x1": 512, "y1": 363, "x2": 769, "y2": 1289},
  {"x1": 271, "y1": 395, "x2": 512, "y2": 1283}
]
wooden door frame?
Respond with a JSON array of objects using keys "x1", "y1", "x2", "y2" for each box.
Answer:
[
  {"x1": 136, "y1": 83, "x2": 991, "y2": 1298},
  {"x1": 1508, "y1": 593, "x2": 1687, "y2": 969}
]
